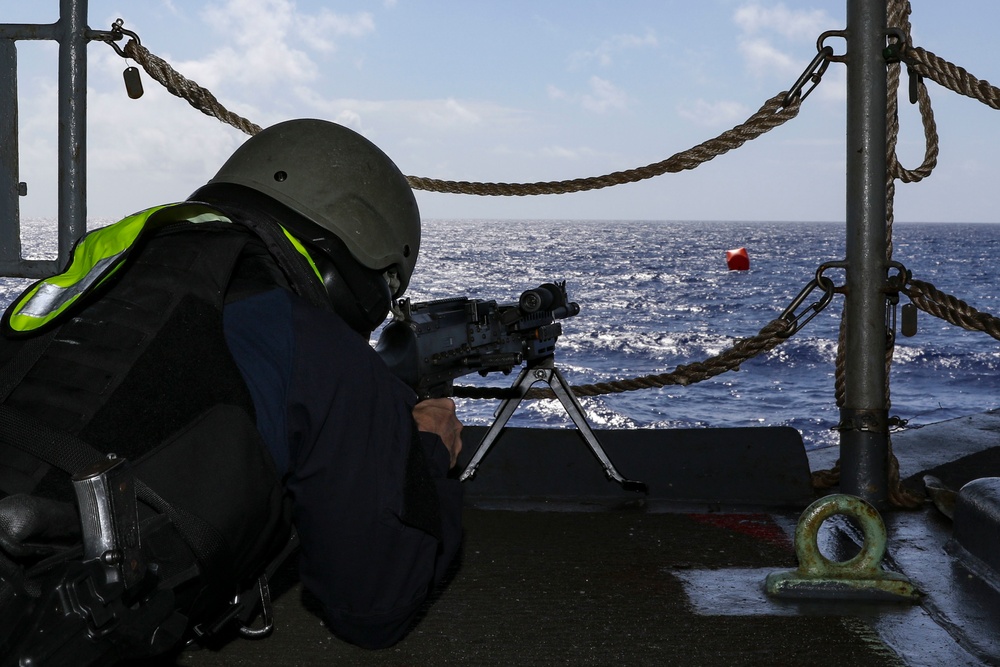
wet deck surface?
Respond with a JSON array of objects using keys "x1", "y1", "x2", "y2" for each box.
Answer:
[{"x1": 151, "y1": 412, "x2": 1000, "y2": 666}]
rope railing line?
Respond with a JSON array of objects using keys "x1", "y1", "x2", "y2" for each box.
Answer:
[
  {"x1": 121, "y1": 37, "x2": 801, "y2": 198},
  {"x1": 455, "y1": 318, "x2": 792, "y2": 400},
  {"x1": 905, "y1": 279, "x2": 1000, "y2": 341},
  {"x1": 878, "y1": 0, "x2": 924, "y2": 508},
  {"x1": 904, "y1": 45, "x2": 1000, "y2": 111},
  {"x1": 407, "y1": 93, "x2": 801, "y2": 196},
  {"x1": 123, "y1": 40, "x2": 263, "y2": 137}
]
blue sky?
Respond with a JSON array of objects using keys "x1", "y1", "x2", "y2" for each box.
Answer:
[{"x1": 7, "y1": 1, "x2": 1000, "y2": 223}]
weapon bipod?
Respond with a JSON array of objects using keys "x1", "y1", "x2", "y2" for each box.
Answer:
[{"x1": 458, "y1": 357, "x2": 648, "y2": 493}]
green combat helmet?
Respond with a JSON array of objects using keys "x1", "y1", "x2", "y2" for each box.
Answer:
[
  {"x1": 207, "y1": 118, "x2": 419, "y2": 295},
  {"x1": 192, "y1": 119, "x2": 421, "y2": 333}
]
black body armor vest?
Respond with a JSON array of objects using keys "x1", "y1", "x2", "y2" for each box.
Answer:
[{"x1": 0, "y1": 218, "x2": 301, "y2": 663}]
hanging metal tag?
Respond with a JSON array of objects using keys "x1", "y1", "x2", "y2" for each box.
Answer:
[
  {"x1": 123, "y1": 66, "x2": 144, "y2": 99},
  {"x1": 901, "y1": 303, "x2": 918, "y2": 337}
]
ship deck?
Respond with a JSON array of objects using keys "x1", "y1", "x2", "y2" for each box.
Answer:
[{"x1": 151, "y1": 412, "x2": 1000, "y2": 666}]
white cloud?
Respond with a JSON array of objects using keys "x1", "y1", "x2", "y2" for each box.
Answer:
[
  {"x1": 167, "y1": 0, "x2": 374, "y2": 89},
  {"x1": 290, "y1": 86, "x2": 525, "y2": 137},
  {"x1": 569, "y1": 29, "x2": 658, "y2": 69},
  {"x1": 550, "y1": 77, "x2": 630, "y2": 114},
  {"x1": 541, "y1": 146, "x2": 582, "y2": 160},
  {"x1": 733, "y1": 3, "x2": 834, "y2": 80},
  {"x1": 582, "y1": 77, "x2": 629, "y2": 113},
  {"x1": 547, "y1": 84, "x2": 569, "y2": 102},
  {"x1": 415, "y1": 98, "x2": 483, "y2": 130},
  {"x1": 734, "y1": 3, "x2": 828, "y2": 41},
  {"x1": 333, "y1": 109, "x2": 364, "y2": 132},
  {"x1": 299, "y1": 10, "x2": 375, "y2": 53},
  {"x1": 676, "y1": 99, "x2": 751, "y2": 127},
  {"x1": 738, "y1": 37, "x2": 797, "y2": 77}
]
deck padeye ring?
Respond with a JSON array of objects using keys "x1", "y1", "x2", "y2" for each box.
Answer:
[
  {"x1": 765, "y1": 494, "x2": 921, "y2": 601},
  {"x1": 795, "y1": 493, "x2": 885, "y2": 575}
]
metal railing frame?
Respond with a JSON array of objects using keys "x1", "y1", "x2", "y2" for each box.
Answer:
[
  {"x1": 841, "y1": 0, "x2": 891, "y2": 507},
  {"x1": 0, "y1": 0, "x2": 89, "y2": 277}
]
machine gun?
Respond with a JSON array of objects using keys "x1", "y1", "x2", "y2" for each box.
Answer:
[
  {"x1": 375, "y1": 281, "x2": 580, "y2": 400},
  {"x1": 375, "y1": 282, "x2": 646, "y2": 493}
]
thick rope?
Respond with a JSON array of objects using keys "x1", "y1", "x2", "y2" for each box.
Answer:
[
  {"x1": 123, "y1": 40, "x2": 262, "y2": 136},
  {"x1": 883, "y1": 0, "x2": 926, "y2": 509},
  {"x1": 905, "y1": 279, "x2": 1000, "y2": 340},
  {"x1": 903, "y1": 46, "x2": 1000, "y2": 111},
  {"x1": 121, "y1": 38, "x2": 801, "y2": 198},
  {"x1": 456, "y1": 318, "x2": 792, "y2": 400},
  {"x1": 407, "y1": 93, "x2": 801, "y2": 196}
]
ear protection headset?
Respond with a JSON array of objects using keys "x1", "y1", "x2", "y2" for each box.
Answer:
[{"x1": 284, "y1": 222, "x2": 393, "y2": 335}]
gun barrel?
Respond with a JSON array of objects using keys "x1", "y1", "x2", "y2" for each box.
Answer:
[
  {"x1": 552, "y1": 302, "x2": 580, "y2": 320},
  {"x1": 464, "y1": 352, "x2": 523, "y2": 370}
]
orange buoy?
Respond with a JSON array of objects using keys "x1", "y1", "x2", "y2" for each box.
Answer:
[{"x1": 726, "y1": 247, "x2": 750, "y2": 271}]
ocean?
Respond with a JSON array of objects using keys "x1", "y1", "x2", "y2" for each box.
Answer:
[
  {"x1": 407, "y1": 219, "x2": 1000, "y2": 451},
  {"x1": 3, "y1": 218, "x2": 999, "y2": 451}
]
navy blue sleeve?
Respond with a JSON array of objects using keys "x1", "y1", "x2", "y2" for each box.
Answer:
[
  {"x1": 223, "y1": 290, "x2": 294, "y2": 475},
  {"x1": 223, "y1": 288, "x2": 463, "y2": 649}
]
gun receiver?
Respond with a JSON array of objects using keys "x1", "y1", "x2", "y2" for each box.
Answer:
[{"x1": 375, "y1": 281, "x2": 580, "y2": 399}]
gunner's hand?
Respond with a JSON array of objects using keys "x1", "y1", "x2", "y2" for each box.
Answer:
[{"x1": 413, "y1": 398, "x2": 463, "y2": 469}]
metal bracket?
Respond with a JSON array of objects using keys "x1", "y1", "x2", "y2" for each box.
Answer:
[
  {"x1": 766, "y1": 494, "x2": 920, "y2": 601},
  {"x1": 459, "y1": 357, "x2": 647, "y2": 493},
  {"x1": 835, "y1": 408, "x2": 889, "y2": 434}
]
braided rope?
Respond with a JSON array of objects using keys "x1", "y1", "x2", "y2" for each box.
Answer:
[
  {"x1": 883, "y1": 0, "x2": 924, "y2": 508},
  {"x1": 455, "y1": 318, "x2": 792, "y2": 400},
  {"x1": 886, "y1": 62, "x2": 938, "y2": 185},
  {"x1": 121, "y1": 37, "x2": 801, "y2": 198},
  {"x1": 905, "y1": 279, "x2": 1000, "y2": 341},
  {"x1": 904, "y1": 45, "x2": 1000, "y2": 111},
  {"x1": 407, "y1": 93, "x2": 801, "y2": 196},
  {"x1": 123, "y1": 40, "x2": 263, "y2": 136}
]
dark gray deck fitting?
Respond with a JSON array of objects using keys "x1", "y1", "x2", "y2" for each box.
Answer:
[
  {"x1": 950, "y1": 477, "x2": 1000, "y2": 584},
  {"x1": 809, "y1": 410, "x2": 1000, "y2": 487},
  {"x1": 458, "y1": 424, "x2": 814, "y2": 507}
]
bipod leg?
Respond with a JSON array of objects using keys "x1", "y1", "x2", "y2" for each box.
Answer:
[
  {"x1": 459, "y1": 365, "x2": 532, "y2": 482},
  {"x1": 459, "y1": 359, "x2": 647, "y2": 494},
  {"x1": 545, "y1": 363, "x2": 647, "y2": 494}
]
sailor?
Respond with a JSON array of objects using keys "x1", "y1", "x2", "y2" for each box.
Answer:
[{"x1": 0, "y1": 119, "x2": 463, "y2": 662}]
